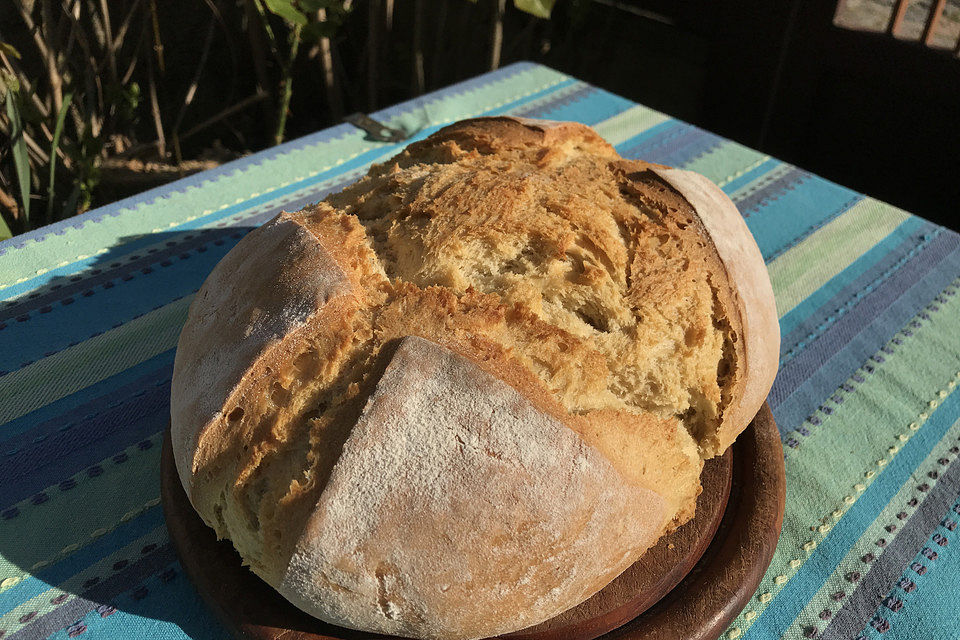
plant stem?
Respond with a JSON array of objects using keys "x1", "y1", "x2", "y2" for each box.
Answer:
[
  {"x1": 149, "y1": 0, "x2": 164, "y2": 73},
  {"x1": 412, "y1": 0, "x2": 425, "y2": 95},
  {"x1": 171, "y1": 20, "x2": 216, "y2": 146},
  {"x1": 40, "y1": 0, "x2": 64, "y2": 114},
  {"x1": 98, "y1": 0, "x2": 119, "y2": 84},
  {"x1": 146, "y1": 39, "x2": 166, "y2": 157},
  {"x1": 316, "y1": 8, "x2": 344, "y2": 121},
  {"x1": 273, "y1": 23, "x2": 301, "y2": 146},
  {"x1": 490, "y1": 0, "x2": 506, "y2": 70},
  {"x1": 244, "y1": 0, "x2": 277, "y2": 143}
]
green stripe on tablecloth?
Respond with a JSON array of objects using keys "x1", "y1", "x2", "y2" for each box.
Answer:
[
  {"x1": 0, "y1": 446, "x2": 161, "y2": 592},
  {"x1": 681, "y1": 140, "x2": 769, "y2": 186},
  {"x1": 783, "y1": 417, "x2": 960, "y2": 638},
  {"x1": 0, "y1": 65, "x2": 569, "y2": 291},
  {"x1": 592, "y1": 105, "x2": 670, "y2": 146},
  {"x1": 0, "y1": 297, "x2": 191, "y2": 425},
  {"x1": 732, "y1": 289, "x2": 960, "y2": 631},
  {"x1": 769, "y1": 199, "x2": 911, "y2": 317}
]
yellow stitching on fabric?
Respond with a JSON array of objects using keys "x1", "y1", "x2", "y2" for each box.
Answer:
[
  {"x1": 727, "y1": 628, "x2": 742, "y2": 638},
  {"x1": 0, "y1": 496, "x2": 161, "y2": 592},
  {"x1": 0, "y1": 77, "x2": 569, "y2": 291},
  {"x1": 733, "y1": 373, "x2": 959, "y2": 632},
  {"x1": 716, "y1": 155, "x2": 771, "y2": 187}
]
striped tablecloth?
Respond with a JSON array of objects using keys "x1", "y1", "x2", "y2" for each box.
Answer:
[{"x1": 2, "y1": 62, "x2": 959, "y2": 640}]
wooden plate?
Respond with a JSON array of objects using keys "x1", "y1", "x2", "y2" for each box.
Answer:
[{"x1": 161, "y1": 403, "x2": 783, "y2": 640}]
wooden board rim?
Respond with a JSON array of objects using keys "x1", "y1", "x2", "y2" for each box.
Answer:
[{"x1": 161, "y1": 403, "x2": 783, "y2": 640}]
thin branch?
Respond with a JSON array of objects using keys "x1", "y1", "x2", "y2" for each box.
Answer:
[
  {"x1": 0, "y1": 46, "x2": 52, "y2": 120},
  {"x1": 120, "y1": 91, "x2": 268, "y2": 157},
  {"x1": 98, "y1": 0, "x2": 119, "y2": 82},
  {"x1": 172, "y1": 20, "x2": 215, "y2": 136},
  {"x1": 489, "y1": 0, "x2": 506, "y2": 71},
  {"x1": 201, "y1": 0, "x2": 239, "y2": 104},
  {"x1": 0, "y1": 186, "x2": 20, "y2": 222},
  {"x1": 149, "y1": 0, "x2": 165, "y2": 73},
  {"x1": 120, "y1": 7, "x2": 149, "y2": 85},
  {"x1": 273, "y1": 23, "x2": 302, "y2": 146},
  {"x1": 145, "y1": 36, "x2": 166, "y2": 157},
  {"x1": 411, "y1": 0, "x2": 425, "y2": 95},
  {"x1": 40, "y1": 0, "x2": 64, "y2": 113},
  {"x1": 171, "y1": 19, "x2": 216, "y2": 163},
  {"x1": 315, "y1": 8, "x2": 344, "y2": 120},
  {"x1": 16, "y1": 3, "x2": 55, "y2": 65},
  {"x1": 0, "y1": 113, "x2": 51, "y2": 165},
  {"x1": 243, "y1": 0, "x2": 275, "y2": 139},
  {"x1": 112, "y1": 0, "x2": 145, "y2": 53}
]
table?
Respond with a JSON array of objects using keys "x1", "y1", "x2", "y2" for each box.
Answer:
[{"x1": 1, "y1": 62, "x2": 958, "y2": 640}]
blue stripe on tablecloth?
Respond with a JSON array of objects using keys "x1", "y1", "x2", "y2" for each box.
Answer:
[
  {"x1": 778, "y1": 225, "x2": 943, "y2": 364},
  {"x1": 748, "y1": 179, "x2": 862, "y2": 261},
  {"x1": 772, "y1": 241, "x2": 960, "y2": 432},
  {"x1": 7, "y1": 545, "x2": 176, "y2": 640},
  {"x1": 778, "y1": 216, "x2": 933, "y2": 339},
  {"x1": 42, "y1": 562, "x2": 229, "y2": 640},
  {"x1": 0, "y1": 380, "x2": 168, "y2": 504},
  {"x1": 0, "y1": 351, "x2": 172, "y2": 444},
  {"x1": 641, "y1": 127, "x2": 725, "y2": 167},
  {"x1": 818, "y1": 458, "x2": 960, "y2": 639},
  {"x1": 734, "y1": 167, "x2": 812, "y2": 216},
  {"x1": 0, "y1": 376, "x2": 170, "y2": 509},
  {"x1": 0, "y1": 507, "x2": 165, "y2": 612},
  {"x1": 519, "y1": 87, "x2": 635, "y2": 124},
  {"x1": 618, "y1": 122, "x2": 714, "y2": 164},
  {"x1": 742, "y1": 390, "x2": 960, "y2": 640},
  {"x1": 0, "y1": 62, "x2": 546, "y2": 258},
  {"x1": 870, "y1": 496, "x2": 960, "y2": 639},
  {"x1": 511, "y1": 84, "x2": 597, "y2": 118}
]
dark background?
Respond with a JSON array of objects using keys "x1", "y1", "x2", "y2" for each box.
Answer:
[{"x1": 2, "y1": 0, "x2": 958, "y2": 233}]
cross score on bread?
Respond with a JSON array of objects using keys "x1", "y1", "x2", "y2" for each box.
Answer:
[{"x1": 170, "y1": 117, "x2": 779, "y2": 640}]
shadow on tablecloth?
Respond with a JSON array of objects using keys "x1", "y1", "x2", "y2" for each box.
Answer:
[{"x1": 1, "y1": 228, "x2": 259, "y2": 639}]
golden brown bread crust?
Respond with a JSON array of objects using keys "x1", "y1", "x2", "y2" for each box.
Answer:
[{"x1": 170, "y1": 117, "x2": 778, "y2": 639}]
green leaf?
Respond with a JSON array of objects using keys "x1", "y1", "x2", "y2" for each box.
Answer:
[
  {"x1": 301, "y1": 20, "x2": 340, "y2": 42},
  {"x1": 47, "y1": 92, "x2": 74, "y2": 223},
  {"x1": 262, "y1": 0, "x2": 308, "y2": 25},
  {"x1": 514, "y1": 0, "x2": 555, "y2": 18},
  {"x1": 0, "y1": 212, "x2": 12, "y2": 240},
  {"x1": 5, "y1": 89, "x2": 31, "y2": 223},
  {"x1": 0, "y1": 41, "x2": 21, "y2": 60}
]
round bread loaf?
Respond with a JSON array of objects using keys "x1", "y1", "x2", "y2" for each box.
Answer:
[{"x1": 170, "y1": 117, "x2": 779, "y2": 640}]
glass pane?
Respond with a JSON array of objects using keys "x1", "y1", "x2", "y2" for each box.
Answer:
[{"x1": 834, "y1": 0, "x2": 896, "y2": 32}]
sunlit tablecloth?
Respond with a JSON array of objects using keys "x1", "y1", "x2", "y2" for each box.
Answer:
[{"x1": 2, "y1": 62, "x2": 959, "y2": 640}]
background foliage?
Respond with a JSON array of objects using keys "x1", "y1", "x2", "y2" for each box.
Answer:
[{"x1": 0, "y1": 0, "x2": 567, "y2": 239}]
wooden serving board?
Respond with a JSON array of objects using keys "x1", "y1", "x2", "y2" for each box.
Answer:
[{"x1": 161, "y1": 403, "x2": 784, "y2": 640}]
